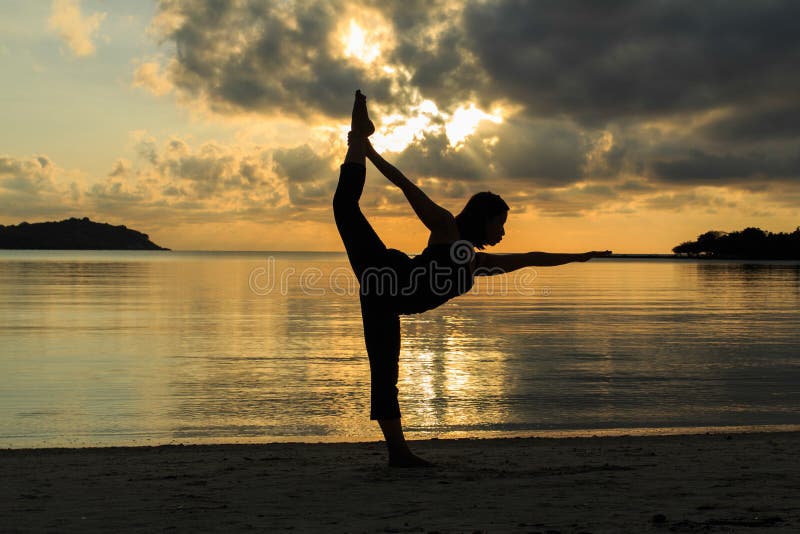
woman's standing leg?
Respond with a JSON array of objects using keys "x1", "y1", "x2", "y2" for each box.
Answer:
[{"x1": 361, "y1": 294, "x2": 433, "y2": 467}]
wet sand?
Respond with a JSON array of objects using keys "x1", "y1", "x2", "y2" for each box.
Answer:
[{"x1": 1, "y1": 432, "x2": 798, "y2": 533}]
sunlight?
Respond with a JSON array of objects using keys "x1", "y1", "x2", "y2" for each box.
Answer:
[
  {"x1": 445, "y1": 104, "x2": 503, "y2": 148},
  {"x1": 370, "y1": 100, "x2": 440, "y2": 153},
  {"x1": 341, "y1": 19, "x2": 381, "y2": 64},
  {"x1": 369, "y1": 100, "x2": 506, "y2": 154}
]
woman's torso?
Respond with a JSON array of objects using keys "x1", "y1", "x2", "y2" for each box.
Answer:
[{"x1": 361, "y1": 242, "x2": 475, "y2": 315}]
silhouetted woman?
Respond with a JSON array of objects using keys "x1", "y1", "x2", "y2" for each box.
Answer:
[{"x1": 334, "y1": 91, "x2": 610, "y2": 467}]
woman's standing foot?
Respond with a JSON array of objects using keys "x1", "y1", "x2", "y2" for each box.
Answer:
[{"x1": 388, "y1": 452, "x2": 435, "y2": 468}]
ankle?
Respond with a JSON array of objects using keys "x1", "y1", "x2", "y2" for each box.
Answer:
[{"x1": 387, "y1": 443, "x2": 411, "y2": 457}]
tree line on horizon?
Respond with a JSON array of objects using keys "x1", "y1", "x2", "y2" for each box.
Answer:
[
  {"x1": 673, "y1": 226, "x2": 800, "y2": 259},
  {"x1": 0, "y1": 217, "x2": 168, "y2": 250}
]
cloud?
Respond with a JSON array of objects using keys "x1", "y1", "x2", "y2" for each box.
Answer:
[
  {"x1": 387, "y1": 117, "x2": 592, "y2": 188},
  {"x1": 642, "y1": 190, "x2": 738, "y2": 213},
  {"x1": 147, "y1": 1, "x2": 800, "y2": 194},
  {"x1": 0, "y1": 155, "x2": 82, "y2": 219},
  {"x1": 0, "y1": 155, "x2": 55, "y2": 194},
  {"x1": 48, "y1": 0, "x2": 107, "y2": 57},
  {"x1": 0, "y1": 138, "x2": 297, "y2": 227},
  {"x1": 700, "y1": 102, "x2": 800, "y2": 143},
  {"x1": 647, "y1": 149, "x2": 800, "y2": 185},
  {"x1": 461, "y1": 0, "x2": 800, "y2": 125},
  {"x1": 152, "y1": 0, "x2": 800, "y2": 129},
  {"x1": 489, "y1": 119, "x2": 589, "y2": 185},
  {"x1": 109, "y1": 159, "x2": 131, "y2": 177},
  {"x1": 122, "y1": 137, "x2": 290, "y2": 215},
  {"x1": 150, "y1": 0, "x2": 402, "y2": 118},
  {"x1": 391, "y1": 130, "x2": 489, "y2": 183},
  {"x1": 272, "y1": 145, "x2": 338, "y2": 207},
  {"x1": 529, "y1": 183, "x2": 619, "y2": 217},
  {"x1": 132, "y1": 62, "x2": 174, "y2": 96}
]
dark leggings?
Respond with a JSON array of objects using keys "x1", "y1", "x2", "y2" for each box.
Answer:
[{"x1": 333, "y1": 162, "x2": 402, "y2": 420}]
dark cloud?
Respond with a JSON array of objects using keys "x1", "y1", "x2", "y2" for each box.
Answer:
[
  {"x1": 700, "y1": 103, "x2": 800, "y2": 143},
  {"x1": 488, "y1": 119, "x2": 588, "y2": 185},
  {"x1": 648, "y1": 149, "x2": 800, "y2": 185},
  {"x1": 157, "y1": 0, "x2": 399, "y2": 118},
  {"x1": 389, "y1": 23, "x2": 486, "y2": 111},
  {"x1": 615, "y1": 180, "x2": 655, "y2": 193},
  {"x1": 391, "y1": 131, "x2": 488, "y2": 183},
  {"x1": 386, "y1": 117, "x2": 591, "y2": 188},
  {"x1": 154, "y1": 0, "x2": 800, "y2": 128},
  {"x1": 462, "y1": 0, "x2": 800, "y2": 125}
]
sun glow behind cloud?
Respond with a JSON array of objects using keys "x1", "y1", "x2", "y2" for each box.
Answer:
[
  {"x1": 370, "y1": 100, "x2": 505, "y2": 155},
  {"x1": 340, "y1": 19, "x2": 382, "y2": 64},
  {"x1": 336, "y1": 10, "x2": 506, "y2": 156},
  {"x1": 445, "y1": 104, "x2": 503, "y2": 147},
  {"x1": 370, "y1": 100, "x2": 439, "y2": 153}
]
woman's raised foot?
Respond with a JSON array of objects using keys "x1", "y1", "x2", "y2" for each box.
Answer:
[{"x1": 352, "y1": 89, "x2": 375, "y2": 137}]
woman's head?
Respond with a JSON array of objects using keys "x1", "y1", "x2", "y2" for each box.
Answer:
[{"x1": 455, "y1": 191, "x2": 509, "y2": 249}]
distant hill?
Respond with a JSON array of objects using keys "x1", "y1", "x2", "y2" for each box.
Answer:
[
  {"x1": 673, "y1": 227, "x2": 800, "y2": 259},
  {"x1": 0, "y1": 217, "x2": 169, "y2": 250}
]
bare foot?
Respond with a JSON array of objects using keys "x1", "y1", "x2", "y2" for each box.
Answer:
[
  {"x1": 388, "y1": 453, "x2": 435, "y2": 468},
  {"x1": 352, "y1": 90, "x2": 375, "y2": 137}
]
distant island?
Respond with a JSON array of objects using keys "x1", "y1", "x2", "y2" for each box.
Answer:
[
  {"x1": 673, "y1": 226, "x2": 800, "y2": 259},
  {"x1": 0, "y1": 217, "x2": 169, "y2": 250}
]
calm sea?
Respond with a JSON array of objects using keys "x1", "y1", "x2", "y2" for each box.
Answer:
[{"x1": 1, "y1": 250, "x2": 798, "y2": 448}]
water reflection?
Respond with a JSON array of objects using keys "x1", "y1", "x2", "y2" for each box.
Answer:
[
  {"x1": 1, "y1": 253, "x2": 799, "y2": 447},
  {"x1": 165, "y1": 258, "x2": 369, "y2": 440}
]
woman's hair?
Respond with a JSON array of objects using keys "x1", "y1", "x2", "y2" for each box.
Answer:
[{"x1": 455, "y1": 191, "x2": 509, "y2": 249}]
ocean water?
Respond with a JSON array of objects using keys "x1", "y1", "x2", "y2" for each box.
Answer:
[{"x1": 1, "y1": 250, "x2": 798, "y2": 448}]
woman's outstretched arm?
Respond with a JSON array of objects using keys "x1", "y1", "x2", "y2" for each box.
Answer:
[
  {"x1": 475, "y1": 251, "x2": 612, "y2": 275},
  {"x1": 363, "y1": 138, "x2": 458, "y2": 241}
]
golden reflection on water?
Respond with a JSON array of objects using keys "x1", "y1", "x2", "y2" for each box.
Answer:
[{"x1": 1, "y1": 252, "x2": 799, "y2": 447}]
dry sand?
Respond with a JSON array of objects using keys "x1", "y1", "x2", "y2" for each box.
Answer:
[{"x1": 1, "y1": 432, "x2": 798, "y2": 533}]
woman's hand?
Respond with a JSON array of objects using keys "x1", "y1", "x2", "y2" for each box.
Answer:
[{"x1": 348, "y1": 131, "x2": 374, "y2": 153}]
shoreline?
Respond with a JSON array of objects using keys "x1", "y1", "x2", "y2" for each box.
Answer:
[
  {"x1": 2, "y1": 431, "x2": 798, "y2": 532},
  {"x1": 5, "y1": 423, "x2": 800, "y2": 451}
]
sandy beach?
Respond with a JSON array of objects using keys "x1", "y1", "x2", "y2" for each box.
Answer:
[{"x1": 1, "y1": 431, "x2": 798, "y2": 533}]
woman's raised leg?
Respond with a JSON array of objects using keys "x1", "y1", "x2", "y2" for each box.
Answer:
[
  {"x1": 333, "y1": 140, "x2": 386, "y2": 280},
  {"x1": 333, "y1": 92, "x2": 386, "y2": 279}
]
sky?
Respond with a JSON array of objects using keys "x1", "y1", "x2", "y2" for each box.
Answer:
[{"x1": 1, "y1": 0, "x2": 799, "y2": 253}]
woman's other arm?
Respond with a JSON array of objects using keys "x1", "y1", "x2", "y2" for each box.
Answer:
[
  {"x1": 475, "y1": 251, "x2": 612, "y2": 275},
  {"x1": 364, "y1": 138, "x2": 458, "y2": 241}
]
